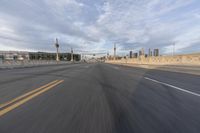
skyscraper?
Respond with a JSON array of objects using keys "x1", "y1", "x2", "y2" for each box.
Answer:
[
  {"x1": 133, "y1": 53, "x2": 138, "y2": 58},
  {"x1": 139, "y1": 48, "x2": 145, "y2": 56},
  {"x1": 153, "y1": 49, "x2": 159, "y2": 56},
  {"x1": 141, "y1": 48, "x2": 145, "y2": 55},
  {"x1": 129, "y1": 51, "x2": 133, "y2": 58},
  {"x1": 148, "y1": 48, "x2": 152, "y2": 56}
]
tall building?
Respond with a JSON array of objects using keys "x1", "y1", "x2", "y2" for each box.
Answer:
[
  {"x1": 148, "y1": 48, "x2": 152, "y2": 56},
  {"x1": 139, "y1": 48, "x2": 145, "y2": 56},
  {"x1": 141, "y1": 48, "x2": 145, "y2": 55},
  {"x1": 139, "y1": 50, "x2": 142, "y2": 56},
  {"x1": 133, "y1": 53, "x2": 138, "y2": 58},
  {"x1": 153, "y1": 49, "x2": 159, "y2": 56},
  {"x1": 129, "y1": 51, "x2": 133, "y2": 58}
]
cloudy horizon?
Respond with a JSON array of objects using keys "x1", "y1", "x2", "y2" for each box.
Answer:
[{"x1": 0, "y1": 0, "x2": 200, "y2": 55}]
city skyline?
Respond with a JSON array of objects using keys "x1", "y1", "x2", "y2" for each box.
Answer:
[{"x1": 0, "y1": 0, "x2": 200, "y2": 55}]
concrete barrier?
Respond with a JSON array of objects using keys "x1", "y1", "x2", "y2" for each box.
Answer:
[
  {"x1": 0, "y1": 60, "x2": 75, "y2": 69},
  {"x1": 106, "y1": 53, "x2": 200, "y2": 75},
  {"x1": 106, "y1": 53, "x2": 200, "y2": 65}
]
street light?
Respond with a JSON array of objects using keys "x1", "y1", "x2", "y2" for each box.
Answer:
[
  {"x1": 114, "y1": 43, "x2": 116, "y2": 60},
  {"x1": 71, "y1": 48, "x2": 73, "y2": 62},
  {"x1": 55, "y1": 38, "x2": 60, "y2": 61}
]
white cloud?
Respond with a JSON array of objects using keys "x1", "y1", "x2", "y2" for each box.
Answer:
[
  {"x1": 0, "y1": 0, "x2": 199, "y2": 54},
  {"x1": 95, "y1": 0, "x2": 200, "y2": 54}
]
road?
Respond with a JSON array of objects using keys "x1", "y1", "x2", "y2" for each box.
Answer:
[{"x1": 0, "y1": 63, "x2": 200, "y2": 133}]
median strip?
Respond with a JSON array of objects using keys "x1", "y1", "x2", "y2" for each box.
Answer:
[{"x1": 0, "y1": 80, "x2": 64, "y2": 117}]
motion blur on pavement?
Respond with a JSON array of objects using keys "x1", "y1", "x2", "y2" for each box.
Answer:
[
  {"x1": 0, "y1": 63, "x2": 200, "y2": 133},
  {"x1": 0, "y1": 0, "x2": 200, "y2": 133}
]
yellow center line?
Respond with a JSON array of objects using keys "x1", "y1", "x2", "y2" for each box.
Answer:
[
  {"x1": 0, "y1": 80, "x2": 59, "y2": 109},
  {"x1": 0, "y1": 80, "x2": 64, "y2": 117}
]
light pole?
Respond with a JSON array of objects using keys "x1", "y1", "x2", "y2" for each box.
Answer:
[
  {"x1": 114, "y1": 43, "x2": 116, "y2": 60},
  {"x1": 55, "y1": 38, "x2": 60, "y2": 61},
  {"x1": 71, "y1": 48, "x2": 73, "y2": 62}
]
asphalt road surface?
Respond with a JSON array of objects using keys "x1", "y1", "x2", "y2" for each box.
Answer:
[{"x1": 0, "y1": 63, "x2": 200, "y2": 133}]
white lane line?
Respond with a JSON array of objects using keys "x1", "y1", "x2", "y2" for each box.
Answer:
[{"x1": 144, "y1": 77, "x2": 200, "y2": 97}]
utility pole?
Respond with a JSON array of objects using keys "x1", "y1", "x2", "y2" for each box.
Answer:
[
  {"x1": 71, "y1": 48, "x2": 73, "y2": 62},
  {"x1": 114, "y1": 43, "x2": 116, "y2": 60},
  {"x1": 55, "y1": 38, "x2": 60, "y2": 61}
]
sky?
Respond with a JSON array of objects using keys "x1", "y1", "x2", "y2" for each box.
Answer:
[{"x1": 0, "y1": 0, "x2": 200, "y2": 55}]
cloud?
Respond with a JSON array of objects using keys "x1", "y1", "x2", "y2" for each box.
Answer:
[
  {"x1": 0, "y1": 0, "x2": 199, "y2": 55},
  {"x1": 95, "y1": 0, "x2": 200, "y2": 54}
]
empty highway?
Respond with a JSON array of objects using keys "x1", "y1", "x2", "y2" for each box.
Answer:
[{"x1": 0, "y1": 63, "x2": 200, "y2": 133}]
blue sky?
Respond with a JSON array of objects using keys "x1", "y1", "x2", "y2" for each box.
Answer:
[{"x1": 0, "y1": 0, "x2": 200, "y2": 55}]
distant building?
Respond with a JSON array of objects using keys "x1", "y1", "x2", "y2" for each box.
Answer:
[
  {"x1": 129, "y1": 51, "x2": 133, "y2": 58},
  {"x1": 0, "y1": 51, "x2": 29, "y2": 61},
  {"x1": 141, "y1": 48, "x2": 145, "y2": 55},
  {"x1": 28, "y1": 52, "x2": 81, "y2": 61},
  {"x1": 139, "y1": 51, "x2": 142, "y2": 56},
  {"x1": 133, "y1": 53, "x2": 138, "y2": 58},
  {"x1": 139, "y1": 48, "x2": 145, "y2": 56},
  {"x1": 0, "y1": 51, "x2": 81, "y2": 61},
  {"x1": 148, "y1": 48, "x2": 152, "y2": 56},
  {"x1": 153, "y1": 49, "x2": 159, "y2": 56}
]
